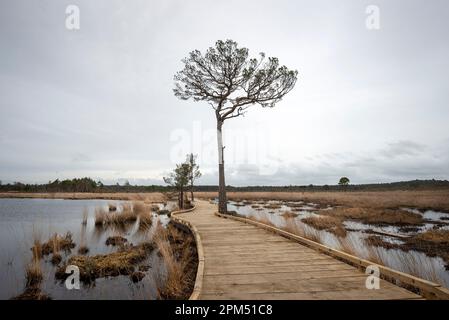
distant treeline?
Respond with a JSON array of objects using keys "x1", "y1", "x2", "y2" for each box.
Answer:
[
  {"x1": 1, "y1": 178, "x2": 449, "y2": 193},
  {"x1": 0, "y1": 178, "x2": 170, "y2": 193}
]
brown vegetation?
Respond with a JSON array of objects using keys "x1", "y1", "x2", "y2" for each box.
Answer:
[
  {"x1": 26, "y1": 259, "x2": 43, "y2": 288},
  {"x1": 13, "y1": 239, "x2": 50, "y2": 300},
  {"x1": 42, "y1": 232, "x2": 75, "y2": 255},
  {"x1": 95, "y1": 203, "x2": 143, "y2": 227},
  {"x1": 82, "y1": 208, "x2": 88, "y2": 225},
  {"x1": 78, "y1": 246, "x2": 89, "y2": 255},
  {"x1": 139, "y1": 211, "x2": 154, "y2": 230},
  {"x1": 12, "y1": 287, "x2": 50, "y2": 300},
  {"x1": 366, "y1": 230, "x2": 449, "y2": 269},
  {"x1": 95, "y1": 207, "x2": 108, "y2": 226},
  {"x1": 280, "y1": 211, "x2": 298, "y2": 219},
  {"x1": 105, "y1": 236, "x2": 128, "y2": 246},
  {"x1": 321, "y1": 207, "x2": 423, "y2": 226},
  {"x1": 302, "y1": 216, "x2": 347, "y2": 237},
  {"x1": 155, "y1": 223, "x2": 198, "y2": 300},
  {"x1": 132, "y1": 201, "x2": 147, "y2": 215},
  {"x1": 196, "y1": 190, "x2": 449, "y2": 212},
  {"x1": 130, "y1": 271, "x2": 146, "y2": 283},
  {"x1": 264, "y1": 203, "x2": 282, "y2": 210},
  {"x1": 56, "y1": 243, "x2": 154, "y2": 284}
]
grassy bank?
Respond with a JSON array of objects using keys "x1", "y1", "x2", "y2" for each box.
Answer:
[{"x1": 195, "y1": 190, "x2": 449, "y2": 212}]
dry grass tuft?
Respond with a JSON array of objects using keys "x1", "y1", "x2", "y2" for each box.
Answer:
[
  {"x1": 99, "y1": 203, "x2": 139, "y2": 227},
  {"x1": 116, "y1": 203, "x2": 138, "y2": 223},
  {"x1": 283, "y1": 218, "x2": 306, "y2": 237},
  {"x1": 365, "y1": 245, "x2": 386, "y2": 266},
  {"x1": 13, "y1": 237, "x2": 50, "y2": 300},
  {"x1": 264, "y1": 203, "x2": 282, "y2": 210},
  {"x1": 139, "y1": 211, "x2": 153, "y2": 230},
  {"x1": 26, "y1": 259, "x2": 43, "y2": 288},
  {"x1": 246, "y1": 215, "x2": 275, "y2": 227},
  {"x1": 50, "y1": 235, "x2": 62, "y2": 265},
  {"x1": 42, "y1": 232, "x2": 75, "y2": 255},
  {"x1": 155, "y1": 224, "x2": 197, "y2": 300},
  {"x1": 132, "y1": 201, "x2": 146, "y2": 215},
  {"x1": 415, "y1": 229, "x2": 449, "y2": 243},
  {"x1": 337, "y1": 236, "x2": 358, "y2": 256},
  {"x1": 302, "y1": 216, "x2": 347, "y2": 237},
  {"x1": 303, "y1": 226, "x2": 322, "y2": 243},
  {"x1": 56, "y1": 243, "x2": 154, "y2": 284},
  {"x1": 78, "y1": 246, "x2": 89, "y2": 255},
  {"x1": 105, "y1": 236, "x2": 128, "y2": 246},
  {"x1": 95, "y1": 207, "x2": 108, "y2": 226},
  {"x1": 31, "y1": 239, "x2": 43, "y2": 261},
  {"x1": 82, "y1": 208, "x2": 88, "y2": 225},
  {"x1": 12, "y1": 287, "x2": 50, "y2": 300},
  {"x1": 394, "y1": 251, "x2": 440, "y2": 284},
  {"x1": 51, "y1": 253, "x2": 62, "y2": 265},
  {"x1": 280, "y1": 211, "x2": 299, "y2": 219}
]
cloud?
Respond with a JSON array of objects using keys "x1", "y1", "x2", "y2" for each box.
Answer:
[
  {"x1": 71, "y1": 153, "x2": 92, "y2": 163},
  {"x1": 380, "y1": 140, "x2": 426, "y2": 158}
]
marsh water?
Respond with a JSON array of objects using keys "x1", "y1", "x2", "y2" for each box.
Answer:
[
  {"x1": 226, "y1": 199, "x2": 449, "y2": 289},
  {"x1": 0, "y1": 198, "x2": 174, "y2": 300},
  {"x1": 3, "y1": 197, "x2": 449, "y2": 299}
]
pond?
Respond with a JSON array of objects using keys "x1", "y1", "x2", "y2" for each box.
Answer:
[{"x1": 0, "y1": 198, "x2": 175, "y2": 300}]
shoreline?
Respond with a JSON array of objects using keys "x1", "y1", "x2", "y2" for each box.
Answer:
[{"x1": 0, "y1": 192, "x2": 166, "y2": 202}]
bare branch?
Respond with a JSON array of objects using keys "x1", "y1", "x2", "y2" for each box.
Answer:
[{"x1": 174, "y1": 39, "x2": 298, "y2": 122}]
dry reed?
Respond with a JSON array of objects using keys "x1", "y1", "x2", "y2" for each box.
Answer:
[{"x1": 154, "y1": 224, "x2": 197, "y2": 299}]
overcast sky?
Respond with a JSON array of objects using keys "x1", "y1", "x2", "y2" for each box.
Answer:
[{"x1": 1, "y1": 0, "x2": 448, "y2": 186}]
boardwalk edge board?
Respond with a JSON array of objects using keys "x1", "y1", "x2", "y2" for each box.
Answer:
[
  {"x1": 171, "y1": 205, "x2": 204, "y2": 300},
  {"x1": 215, "y1": 212, "x2": 449, "y2": 300}
]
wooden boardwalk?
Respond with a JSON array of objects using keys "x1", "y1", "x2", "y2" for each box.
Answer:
[{"x1": 177, "y1": 200, "x2": 421, "y2": 300}]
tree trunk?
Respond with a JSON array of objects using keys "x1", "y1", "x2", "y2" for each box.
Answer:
[
  {"x1": 179, "y1": 187, "x2": 184, "y2": 209},
  {"x1": 190, "y1": 181, "x2": 194, "y2": 203},
  {"x1": 217, "y1": 121, "x2": 227, "y2": 213}
]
